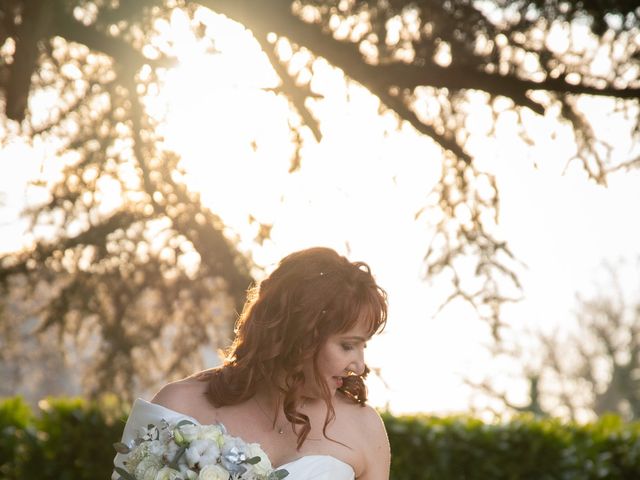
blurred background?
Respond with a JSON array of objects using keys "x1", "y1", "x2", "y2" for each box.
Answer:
[{"x1": 1, "y1": 0, "x2": 640, "y2": 425}]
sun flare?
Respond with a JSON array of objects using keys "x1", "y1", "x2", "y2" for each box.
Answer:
[{"x1": 144, "y1": 8, "x2": 294, "y2": 238}]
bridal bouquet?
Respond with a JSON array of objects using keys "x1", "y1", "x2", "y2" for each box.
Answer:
[{"x1": 113, "y1": 419, "x2": 289, "y2": 480}]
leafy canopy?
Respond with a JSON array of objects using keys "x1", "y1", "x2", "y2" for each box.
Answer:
[{"x1": 0, "y1": 0, "x2": 638, "y2": 397}]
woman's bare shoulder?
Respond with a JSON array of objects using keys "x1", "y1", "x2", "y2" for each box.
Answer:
[
  {"x1": 355, "y1": 401, "x2": 387, "y2": 434},
  {"x1": 337, "y1": 393, "x2": 383, "y2": 420},
  {"x1": 334, "y1": 396, "x2": 387, "y2": 441},
  {"x1": 337, "y1": 399, "x2": 390, "y2": 479}
]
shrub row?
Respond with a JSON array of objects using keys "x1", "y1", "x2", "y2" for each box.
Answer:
[
  {"x1": 384, "y1": 413, "x2": 640, "y2": 479},
  {"x1": 1, "y1": 396, "x2": 639, "y2": 479},
  {"x1": 0, "y1": 396, "x2": 126, "y2": 480}
]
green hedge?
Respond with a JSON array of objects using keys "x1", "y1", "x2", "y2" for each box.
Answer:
[
  {"x1": 384, "y1": 413, "x2": 640, "y2": 479},
  {"x1": 1, "y1": 396, "x2": 639, "y2": 479},
  {"x1": 0, "y1": 396, "x2": 126, "y2": 480}
]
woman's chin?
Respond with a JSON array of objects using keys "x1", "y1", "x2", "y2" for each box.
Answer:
[{"x1": 300, "y1": 377, "x2": 343, "y2": 398}]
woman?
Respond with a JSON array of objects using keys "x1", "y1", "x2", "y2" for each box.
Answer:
[{"x1": 113, "y1": 247, "x2": 390, "y2": 479}]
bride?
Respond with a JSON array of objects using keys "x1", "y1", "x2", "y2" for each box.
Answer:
[{"x1": 113, "y1": 247, "x2": 391, "y2": 479}]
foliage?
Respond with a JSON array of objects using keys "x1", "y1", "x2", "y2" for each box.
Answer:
[
  {"x1": 384, "y1": 412, "x2": 640, "y2": 480},
  {"x1": 0, "y1": 395, "x2": 126, "y2": 480},
  {"x1": 0, "y1": 1, "x2": 639, "y2": 398},
  {"x1": 0, "y1": 396, "x2": 32, "y2": 478},
  {"x1": 2, "y1": 396, "x2": 640, "y2": 479}
]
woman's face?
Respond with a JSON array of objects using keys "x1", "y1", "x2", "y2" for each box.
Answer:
[{"x1": 305, "y1": 319, "x2": 371, "y2": 397}]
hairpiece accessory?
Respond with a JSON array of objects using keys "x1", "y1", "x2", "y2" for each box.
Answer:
[{"x1": 319, "y1": 271, "x2": 325, "y2": 276}]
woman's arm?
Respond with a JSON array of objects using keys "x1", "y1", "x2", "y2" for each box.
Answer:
[{"x1": 358, "y1": 406, "x2": 391, "y2": 479}]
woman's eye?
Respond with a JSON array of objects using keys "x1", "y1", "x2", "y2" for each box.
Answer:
[{"x1": 341, "y1": 344, "x2": 354, "y2": 351}]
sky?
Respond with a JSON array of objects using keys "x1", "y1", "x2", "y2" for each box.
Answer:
[{"x1": 1, "y1": 7, "x2": 640, "y2": 417}]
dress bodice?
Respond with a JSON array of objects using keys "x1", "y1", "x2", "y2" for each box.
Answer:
[
  {"x1": 112, "y1": 398, "x2": 355, "y2": 480},
  {"x1": 275, "y1": 454, "x2": 355, "y2": 478}
]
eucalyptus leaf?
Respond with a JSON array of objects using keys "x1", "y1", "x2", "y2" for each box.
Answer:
[
  {"x1": 114, "y1": 466, "x2": 136, "y2": 480},
  {"x1": 245, "y1": 455, "x2": 261, "y2": 465},
  {"x1": 176, "y1": 419, "x2": 196, "y2": 428},
  {"x1": 270, "y1": 469, "x2": 290, "y2": 479},
  {"x1": 113, "y1": 442, "x2": 131, "y2": 454}
]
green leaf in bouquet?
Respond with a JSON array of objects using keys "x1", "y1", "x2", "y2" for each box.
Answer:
[
  {"x1": 173, "y1": 428, "x2": 187, "y2": 446},
  {"x1": 113, "y1": 442, "x2": 131, "y2": 454},
  {"x1": 245, "y1": 455, "x2": 261, "y2": 465},
  {"x1": 269, "y1": 469, "x2": 290, "y2": 479},
  {"x1": 114, "y1": 466, "x2": 136, "y2": 480},
  {"x1": 176, "y1": 419, "x2": 196, "y2": 428}
]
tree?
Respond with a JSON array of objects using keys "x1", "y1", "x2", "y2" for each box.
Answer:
[
  {"x1": 0, "y1": 0, "x2": 638, "y2": 398},
  {"x1": 0, "y1": 286, "x2": 79, "y2": 402},
  {"x1": 468, "y1": 260, "x2": 640, "y2": 421}
]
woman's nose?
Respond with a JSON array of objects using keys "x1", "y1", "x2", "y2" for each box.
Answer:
[{"x1": 349, "y1": 350, "x2": 366, "y2": 376}]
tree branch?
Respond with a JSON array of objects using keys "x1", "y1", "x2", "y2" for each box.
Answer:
[
  {"x1": 201, "y1": 0, "x2": 639, "y2": 156},
  {"x1": 253, "y1": 31, "x2": 323, "y2": 142},
  {"x1": 379, "y1": 90, "x2": 471, "y2": 164},
  {"x1": 0, "y1": 210, "x2": 139, "y2": 281},
  {"x1": 51, "y1": 9, "x2": 176, "y2": 72},
  {"x1": 5, "y1": 0, "x2": 51, "y2": 121}
]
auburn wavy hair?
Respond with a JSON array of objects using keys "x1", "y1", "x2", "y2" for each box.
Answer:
[{"x1": 197, "y1": 247, "x2": 387, "y2": 448}]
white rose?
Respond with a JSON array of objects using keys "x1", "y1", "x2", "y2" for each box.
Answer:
[
  {"x1": 198, "y1": 464, "x2": 230, "y2": 480},
  {"x1": 178, "y1": 424, "x2": 200, "y2": 443},
  {"x1": 154, "y1": 466, "x2": 183, "y2": 480},
  {"x1": 198, "y1": 425, "x2": 225, "y2": 445},
  {"x1": 134, "y1": 456, "x2": 164, "y2": 480},
  {"x1": 244, "y1": 443, "x2": 273, "y2": 477}
]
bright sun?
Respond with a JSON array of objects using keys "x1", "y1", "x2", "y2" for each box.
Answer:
[{"x1": 146, "y1": 8, "x2": 294, "y2": 239}]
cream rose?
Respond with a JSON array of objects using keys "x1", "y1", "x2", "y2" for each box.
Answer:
[
  {"x1": 244, "y1": 443, "x2": 273, "y2": 477},
  {"x1": 198, "y1": 425, "x2": 225, "y2": 445},
  {"x1": 198, "y1": 464, "x2": 230, "y2": 480},
  {"x1": 178, "y1": 424, "x2": 200, "y2": 443},
  {"x1": 178, "y1": 424, "x2": 224, "y2": 445},
  {"x1": 154, "y1": 466, "x2": 183, "y2": 480},
  {"x1": 134, "y1": 456, "x2": 163, "y2": 480}
]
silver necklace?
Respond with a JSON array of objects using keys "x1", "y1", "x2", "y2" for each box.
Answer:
[{"x1": 254, "y1": 396, "x2": 285, "y2": 435}]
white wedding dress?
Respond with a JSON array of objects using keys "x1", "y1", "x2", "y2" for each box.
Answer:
[{"x1": 112, "y1": 398, "x2": 356, "y2": 480}]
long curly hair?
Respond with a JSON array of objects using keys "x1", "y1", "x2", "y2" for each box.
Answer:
[{"x1": 198, "y1": 247, "x2": 387, "y2": 448}]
